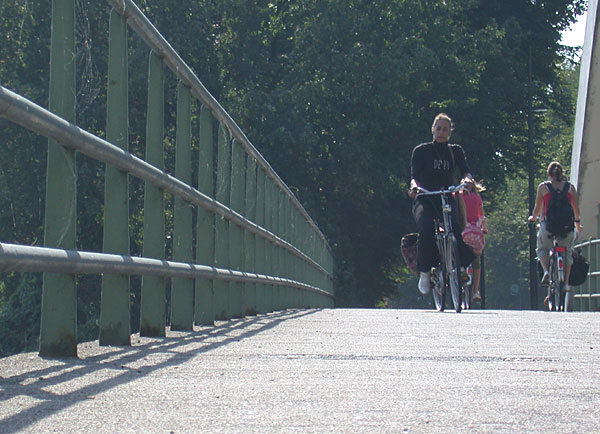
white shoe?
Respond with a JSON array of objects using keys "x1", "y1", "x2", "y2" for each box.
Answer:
[
  {"x1": 418, "y1": 272, "x2": 431, "y2": 295},
  {"x1": 541, "y1": 271, "x2": 549, "y2": 286}
]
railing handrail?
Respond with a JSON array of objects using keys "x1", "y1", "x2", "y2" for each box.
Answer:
[
  {"x1": 574, "y1": 238, "x2": 600, "y2": 249},
  {"x1": 106, "y1": 0, "x2": 331, "y2": 252},
  {"x1": 0, "y1": 243, "x2": 332, "y2": 297},
  {"x1": 0, "y1": 85, "x2": 332, "y2": 280}
]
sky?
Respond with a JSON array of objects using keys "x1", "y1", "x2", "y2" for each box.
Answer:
[{"x1": 561, "y1": 10, "x2": 588, "y2": 47}]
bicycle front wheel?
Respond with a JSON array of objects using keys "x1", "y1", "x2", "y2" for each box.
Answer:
[
  {"x1": 447, "y1": 234, "x2": 462, "y2": 313},
  {"x1": 431, "y1": 268, "x2": 444, "y2": 311}
]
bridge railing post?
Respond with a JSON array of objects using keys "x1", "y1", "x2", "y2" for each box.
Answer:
[
  {"x1": 255, "y1": 168, "x2": 267, "y2": 314},
  {"x1": 230, "y1": 138, "x2": 246, "y2": 319},
  {"x1": 100, "y1": 8, "x2": 130, "y2": 346},
  {"x1": 244, "y1": 156, "x2": 258, "y2": 316},
  {"x1": 140, "y1": 50, "x2": 166, "y2": 337},
  {"x1": 170, "y1": 81, "x2": 194, "y2": 331},
  {"x1": 194, "y1": 105, "x2": 216, "y2": 326},
  {"x1": 214, "y1": 124, "x2": 231, "y2": 320},
  {"x1": 39, "y1": 0, "x2": 77, "y2": 358}
]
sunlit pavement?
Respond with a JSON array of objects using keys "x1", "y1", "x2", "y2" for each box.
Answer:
[{"x1": 1, "y1": 308, "x2": 599, "y2": 433}]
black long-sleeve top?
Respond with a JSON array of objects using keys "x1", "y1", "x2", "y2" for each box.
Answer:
[{"x1": 411, "y1": 141, "x2": 471, "y2": 191}]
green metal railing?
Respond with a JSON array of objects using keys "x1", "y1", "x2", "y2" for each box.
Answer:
[
  {"x1": 572, "y1": 238, "x2": 600, "y2": 311},
  {"x1": 0, "y1": 0, "x2": 334, "y2": 357}
]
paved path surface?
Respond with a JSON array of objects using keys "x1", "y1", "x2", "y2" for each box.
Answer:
[{"x1": 1, "y1": 309, "x2": 599, "y2": 433}]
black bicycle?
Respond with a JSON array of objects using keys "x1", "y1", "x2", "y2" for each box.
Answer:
[{"x1": 416, "y1": 183, "x2": 467, "y2": 313}]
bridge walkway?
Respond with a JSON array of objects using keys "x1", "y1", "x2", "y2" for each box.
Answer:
[{"x1": 1, "y1": 309, "x2": 598, "y2": 433}]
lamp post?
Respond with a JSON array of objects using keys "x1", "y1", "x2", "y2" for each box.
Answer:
[
  {"x1": 527, "y1": 44, "x2": 538, "y2": 310},
  {"x1": 527, "y1": 42, "x2": 549, "y2": 309},
  {"x1": 527, "y1": 101, "x2": 537, "y2": 309}
]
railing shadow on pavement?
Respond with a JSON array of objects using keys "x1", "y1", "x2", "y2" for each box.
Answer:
[{"x1": 0, "y1": 308, "x2": 320, "y2": 434}]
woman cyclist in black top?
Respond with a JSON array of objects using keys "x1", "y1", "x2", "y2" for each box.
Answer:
[{"x1": 408, "y1": 113, "x2": 475, "y2": 295}]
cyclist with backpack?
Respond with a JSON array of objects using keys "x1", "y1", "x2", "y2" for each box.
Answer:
[{"x1": 527, "y1": 161, "x2": 583, "y2": 292}]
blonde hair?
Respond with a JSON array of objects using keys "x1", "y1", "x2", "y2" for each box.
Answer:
[
  {"x1": 467, "y1": 179, "x2": 486, "y2": 193},
  {"x1": 547, "y1": 161, "x2": 567, "y2": 181},
  {"x1": 472, "y1": 180, "x2": 486, "y2": 193}
]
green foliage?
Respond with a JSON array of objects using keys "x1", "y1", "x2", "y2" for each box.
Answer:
[
  {"x1": 484, "y1": 178, "x2": 531, "y2": 309},
  {"x1": 0, "y1": 273, "x2": 42, "y2": 357}
]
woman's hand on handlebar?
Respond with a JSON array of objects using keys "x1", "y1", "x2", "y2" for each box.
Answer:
[
  {"x1": 408, "y1": 179, "x2": 420, "y2": 199},
  {"x1": 527, "y1": 215, "x2": 538, "y2": 223}
]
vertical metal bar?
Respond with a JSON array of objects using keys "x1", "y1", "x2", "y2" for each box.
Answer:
[
  {"x1": 140, "y1": 50, "x2": 166, "y2": 337},
  {"x1": 303, "y1": 220, "x2": 310, "y2": 306},
  {"x1": 39, "y1": 0, "x2": 77, "y2": 358},
  {"x1": 592, "y1": 241, "x2": 598, "y2": 311},
  {"x1": 527, "y1": 44, "x2": 538, "y2": 310},
  {"x1": 264, "y1": 178, "x2": 274, "y2": 313},
  {"x1": 276, "y1": 186, "x2": 284, "y2": 310},
  {"x1": 271, "y1": 186, "x2": 280, "y2": 310},
  {"x1": 170, "y1": 81, "x2": 193, "y2": 330},
  {"x1": 195, "y1": 105, "x2": 215, "y2": 325},
  {"x1": 214, "y1": 124, "x2": 231, "y2": 320},
  {"x1": 229, "y1": 138, "x2": 245, "y2": 318},
  {"x1": 282, "y1": 196, "x2": 290, "y2": 308},
  {"x1": 292, "y1": 207, "x2": 306, "y2": 308},
  {"x1": 100, "y1": 8, "x2": 130, "y2": 346},
  {"x1": 244, "y1": 156, "x2": 257, "y2": 316},
  {"x1": 255, "y1": 168, "x2": 266, "y2": 314},
  {"x1": 277, "y1": 190, "x2": 286, "y2": 309}
]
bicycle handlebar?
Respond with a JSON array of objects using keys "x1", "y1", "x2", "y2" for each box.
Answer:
[{"x1": 415, "y1": 182, "x2": 468, "y2": 197}]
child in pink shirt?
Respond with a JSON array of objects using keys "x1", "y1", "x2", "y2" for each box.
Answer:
[{"x1": 460, "y1": 180, "x2": 488, "y2": 301}]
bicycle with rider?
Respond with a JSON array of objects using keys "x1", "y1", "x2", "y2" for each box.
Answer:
[
  {"x1": 408, "y1": 113, "x2": 475, "y2": 295},
  {"x1": 527, "y1": 161, "x2": 583, "y2": 304}
]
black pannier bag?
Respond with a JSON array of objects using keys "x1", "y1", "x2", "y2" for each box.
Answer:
[{"x1": 569, "y1": 248, "x2": 589, "y2": 286}]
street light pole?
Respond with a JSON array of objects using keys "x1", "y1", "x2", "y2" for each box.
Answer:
[{"x1": 527, "y1": 44, "x2": 538, "y2": 310}]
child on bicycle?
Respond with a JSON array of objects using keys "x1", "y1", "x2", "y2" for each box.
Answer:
[
  {"x1": 527, "y1": 162, "x2": 583, "y2": 300},
  {"x1": 460, "y1": 179, "x2": 488, "y2": 302}
]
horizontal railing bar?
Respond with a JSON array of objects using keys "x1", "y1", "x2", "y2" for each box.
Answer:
[
  {"x1": 106, "y1": 0, "x2": 330, "y2": 252},
  {"x1": 574, "y1": 238, "x2": 600, "y2": 248},
  {"x1": 573, "y1": 294, "x2": 600, "y2": 298},
  {"x1": 0, "y1": 243, "x2": 332, "y2": 298},
  {"x1": 0, "y1": 85, "x2": 331, "y2": 280}
]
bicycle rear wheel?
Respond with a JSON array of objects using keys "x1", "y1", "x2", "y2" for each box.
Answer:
[
  {"x1": 431, "y1": 268, "x2": 444, "y2": 311},
  {"x1": 557, "y1": 280, "x2": 566, "y2": 311},
  {"x1": 548, "y1": 257, "x2": 561, "y2": 311},
  {"x1": 447, "y1": 235, "x2": 462, "y2": 313}
]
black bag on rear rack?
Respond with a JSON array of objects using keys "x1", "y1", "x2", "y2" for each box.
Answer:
[{"x1": 569, "y1": 248, "x2": 589, "y2": 286}]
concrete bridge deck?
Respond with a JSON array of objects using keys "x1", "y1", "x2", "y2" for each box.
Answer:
[{"x1": 1, "y1": 309, "x2": 599, "y2": 433}]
